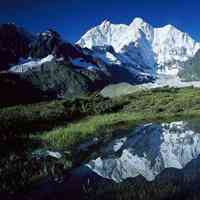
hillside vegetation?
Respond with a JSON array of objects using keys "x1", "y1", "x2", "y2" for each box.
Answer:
[
  {"x1": 2, "y1": 86, "x2": 200, "y2": 194},
  {"x1": 42, "y1": 86, "x2": 200, "y2": 148}
]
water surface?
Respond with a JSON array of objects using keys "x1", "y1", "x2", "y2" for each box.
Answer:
[
  {"x1": 87, "y1": 121, "x2": 200, "y2": 182},
  {"x1": 21, "y1": 119, "x2": 200, "y2": 200}
]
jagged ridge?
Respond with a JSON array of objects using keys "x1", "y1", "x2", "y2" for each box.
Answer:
[{"x1": 77, "y1": 17, "x2": 200, "y2": 78}]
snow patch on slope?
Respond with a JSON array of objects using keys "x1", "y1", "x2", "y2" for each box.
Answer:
[
  {"x1": 141, "y1": 74, "x2": 200, "y2": 89},
  {"x1": 9, "y1": 55, "x2": 55, "y2": 73},
  {"x1": 71, "y1": 58, "x2": 97, "y2": 70}
]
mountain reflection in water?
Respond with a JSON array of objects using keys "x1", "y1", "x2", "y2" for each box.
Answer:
[
  {"x1": 17, "y1": 120, "x2": 200, "y2": 200},
  {"x1": 86, "y1": 121, "x2": 200, "y2": 182}
]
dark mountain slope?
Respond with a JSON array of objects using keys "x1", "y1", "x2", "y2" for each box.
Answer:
[
  {"x1": 0, "y1": 23, "x2": 33, "y2": 71},
  {"x1": 0, "y1": 72, "x2": 48, "y2": 107}
]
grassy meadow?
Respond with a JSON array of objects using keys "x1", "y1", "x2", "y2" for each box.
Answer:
[{"x1": 2, "y1": 86, "x2": 200, "y2": 194}]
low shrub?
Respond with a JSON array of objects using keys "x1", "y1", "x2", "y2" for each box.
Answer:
[{"x1": 63, "y1": 95, "x2": 126, "y2": 117}]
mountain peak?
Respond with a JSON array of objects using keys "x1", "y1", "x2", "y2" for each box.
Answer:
[
  {"x1": 77, "y1": 17, "x2": 200, "y2": 77},
  {"x1": 130, "y1": 17, "x2": 151, "y2": 28},
  {"x1": 129, "y1": 17, "x2": 154, "y2": 42},
  {"x1": 131, "y1": 17, "x2": 146, "y2": 25},
  {"x1": 161, "y1": 24, "x2": 177, "y2": 31},
  {"x1": 39, "y1": 29, "x2": 60, "y2": 38},
  {"x1": 100, "y1": 19, "x2": 111, "y2": 28}
]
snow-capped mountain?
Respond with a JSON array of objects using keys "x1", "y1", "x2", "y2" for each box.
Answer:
[
  {"x1": 77, "y1": 17, "x2": 200, "y2": 78},
  {"x1": 86, "y1": 121, "x2": 200, "y2": 182},
  {"x1": 82, "y1": 45, "x2": 155, "y2": 84},
  {"x1": 0, "y1": 26, "x2": 111, "y2": 102},
  {"x1": 2, "y1": 20, "x2": 200, "y2": 105}
]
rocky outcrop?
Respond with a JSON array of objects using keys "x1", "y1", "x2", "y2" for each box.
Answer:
[
  {"x1": 0, "y1": 23, "x2": 33, "y2": 70},
  {"x1": 17, "y1": 60, "x2": 110, "y2": 98},
  {"x1": 0, "y1": 25, "x2": 111, "y2": 105},
  {"x1": 29, "y1": 29, "x2": 82, "y2": 60},
  {"x1": 29, "y1": 29, "x2": 98, "y2": 68}
]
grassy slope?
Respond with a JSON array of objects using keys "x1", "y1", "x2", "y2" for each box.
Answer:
[
  {"x1": 2, "y1": 86, "x2": 200, "y2": 194},
  {"x1": 0, "y1": 100, "x2": 66, "y2": 140},
  {"x1": 2, "y1": 86, "x2": 200, "y2": 150},
  {"x1": 40, "y1": 86, "x2": 200, "y2": 149}
]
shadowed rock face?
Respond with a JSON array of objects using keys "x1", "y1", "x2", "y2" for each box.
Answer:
[
  {"x1": 86, "y1": 121, "x2": 200, "y2": 182},
  {"x1": 0, "y1": 60, "x2": 110, "y2": 107},
  {"x1": 29, "y1": 29, "x2": 83, "y2": 60},
  {"x1": 0, "y1": 23, "x2": 33, "y2": 70},
  {"x1": 0, "y1": 25, "x2": 111, "y2": 105},
  {"x1": 0, "y1": 25, "x2": 99, "y2": 71},
  {"x1": 21, "y1": 61, "x2": 109, "y2": 98},
  {"x1": 29, "y1": 29, "x2": 98, "y2": 67},
  {"x1": 82, "y1": 45, "x2": 155, "y2": 84},
  {"x1": 0, "y1": 72, "x2": 49, "y2": 107}
]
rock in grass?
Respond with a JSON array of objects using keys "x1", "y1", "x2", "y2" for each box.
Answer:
[{"x1": 100, "y1": 82, "x2": 144, "y2": 98}]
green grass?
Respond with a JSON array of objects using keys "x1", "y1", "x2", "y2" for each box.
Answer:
[
  {"x1": 0, "y1": 94, "x2": 124, "y2": 140},
  {"x1": 40, "y1": 112, "x2": 141, "y2": 148},
  {"x1": 0, "y1": 100, "x2": 67, "y2": 140},
  {"x1": 2, "y1": 86, "x2": 200, "y2": 194},
  {"x1": 83, "y1": 172, "x2": 200, "y2": 200},
  {"x1": 41, "y1": 110, "x2": 200, "y2": 149},
  {"x1": 2, "y1": 86, "x2": 200, "y2": 150},
  {"x1": 40, "y1": 86, "x2": 200, "y2": 149}
]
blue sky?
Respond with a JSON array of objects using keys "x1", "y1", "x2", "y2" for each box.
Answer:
[{"x1": 1, "y1": 0, "x2": 200, "y2": 42}]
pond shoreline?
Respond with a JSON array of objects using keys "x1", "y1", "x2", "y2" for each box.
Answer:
[{"x1": 2, "y1": 87, "x2": 200, "y2": 196}]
